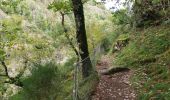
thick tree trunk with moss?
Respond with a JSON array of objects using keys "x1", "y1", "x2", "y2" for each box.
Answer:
[{"x1": 71, "y1": 0, "x2": 93, "y2": 78}]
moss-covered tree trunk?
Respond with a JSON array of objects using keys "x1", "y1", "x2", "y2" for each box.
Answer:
[{"x1": 71, "y1": 0, "x2": 93, "y2": 78}]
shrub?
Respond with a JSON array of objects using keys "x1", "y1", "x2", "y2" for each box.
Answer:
[{"x1": 10, "y1": 63, "x2": 62, "y2": 100}]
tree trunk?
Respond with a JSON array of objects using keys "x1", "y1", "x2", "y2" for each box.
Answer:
[
  {"x1": 71, "y1": 0, "x2": 93, "y2": 78},
  {"x1": 60, "y1": 12, "x2": 79, "y2": 56}
]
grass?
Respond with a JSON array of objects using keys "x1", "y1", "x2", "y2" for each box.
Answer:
[
  {"x1": 115, "y1": 25, "x2": 170, "y2": 67},
  {"x1": 78, "y1": 72, "x2": 99, "y2": 100},
  {"x1": 114, "y1": 25, "x2": 170, "y2": 100}
]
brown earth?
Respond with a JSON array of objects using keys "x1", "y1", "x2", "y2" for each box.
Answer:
[{"x1": 91, "y1": 55, "x2": 137, "y2": 100}]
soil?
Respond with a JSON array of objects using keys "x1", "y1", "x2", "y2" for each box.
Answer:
[{"x1": 91, "y1": 55, "x2": 137, "y2": 100}]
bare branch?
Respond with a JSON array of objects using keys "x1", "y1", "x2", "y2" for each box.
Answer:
[
  {"x1": 60, "y1": 12, "x2": 79, "y2": 56},
  {"x1": 1, "y1": 61, "x2": 12, "y2": 80},
  {"x1": 0, "y1": 74, "x2": 6, "y2": 77},
  {"x1": 0, "y1": 61, "x2": 24, "y2": 87}
]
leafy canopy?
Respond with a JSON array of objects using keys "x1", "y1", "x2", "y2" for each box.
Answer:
[{"x1": 48, "y1": 0, "x2": 72, "y2": 14}]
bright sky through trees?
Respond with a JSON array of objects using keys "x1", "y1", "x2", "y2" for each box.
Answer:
[
  {"x1": 104, "y1": 0, "x2": 126, "y2": 11},
  {"x1": 95, "y1": 0, "x2": 132, "y2": 12}
]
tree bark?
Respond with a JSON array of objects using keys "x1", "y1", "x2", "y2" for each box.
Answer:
[{"x1": 71, "y1": 0, "x2": 93, "y2": 78}]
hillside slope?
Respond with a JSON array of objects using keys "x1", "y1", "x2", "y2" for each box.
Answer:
[
  {"x1": 114, "y1": 25, "x2": 170, "y2": 99},
  {"x1": 0, "y1": 0, "x2": 113, "y2": 99}
]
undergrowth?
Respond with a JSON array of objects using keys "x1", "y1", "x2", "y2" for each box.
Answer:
[
  {"x1": 9, "y1": 57, "x2": 98, "y2": 100},
  {"x1": 114, "y1": 25, "x2": 170, "y2": 100},
  {"x1": 9, "y1": 62, "x2": 71, "y2": 100}
]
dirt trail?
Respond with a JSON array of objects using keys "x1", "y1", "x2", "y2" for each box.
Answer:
[{"x1": 91, "y1": 55, "x2": 136, "y2": 100}]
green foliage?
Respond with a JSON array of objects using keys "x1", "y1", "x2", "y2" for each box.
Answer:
[
  {"x1": 0, "y1": 0, "x2": 109, "y2": 99},
  {"x1": 10, "y1": 63, "x2": 62, "y2": 100},
  {"x1": 86, "y1": 14, "x2": 114, "y2": 52},
  {"x1": 134, "y1": 51, "x2": 170, "y2": 100},
  {"x1": 0, "y1": 12, "x2": 56, "y2": 99},
  {"x1": 9, "y1": 56, "x2": 77, "y2": 100},
  {"x1": 0, "y1": 49, "x2": 5, "y2": 61},
  {"x1": 115, "y1": 25, "x2": 170, "y2": 100},
  {"x1": 86, "y1": 21, "x2": 106, "y2": 50},
  {"x1": 0, "y1": 15, "x2": 22, "y2": 34},
  {"x1": 0, "y1": 0, "x2": 30, "y2": 16},
  {"x1": 0, "y1": 0, "x2": 22, "y2": 14},
  {"x1": 133, "y1": 0, "x2": 170, "y2": 27},
  {"x1": 115, "y1": 25, "x2": 170, "y2": 67},
  {"x1": 116, "y1": 34, "x2": 129, "y2": 41},
  {"x1": 0, "y1": 15, "x2": 23, "y2": 61},
  {"x1": 138, "y1": 49, "x2": 170, "y2": 100},
  {"x1": 9, "y1": 58, "x2": 98, "y2": 100},
  {"x1": 0, "y1": 15, "x2": 22, "y2": 47},
  {"x1": 48, "y1": 0, "x2": 72, "y2": 14},
  {"x1": 112, "y1": 9, "x2": 132, "y2": 25},
  {"x1": 78, "y1": 72, "x2": 98, "y2": 100}
]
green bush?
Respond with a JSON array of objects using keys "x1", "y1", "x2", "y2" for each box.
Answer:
[
  {"x1": 10, "y1": 63, "x2": 62, "y2": 100},
  {"x1": 112, "y1": 9, "x2": 132, "y2": 25}
]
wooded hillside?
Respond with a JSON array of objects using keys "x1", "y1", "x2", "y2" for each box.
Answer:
[{"x1": 0, "y1": 0, "x2": 169, "y2": 100}]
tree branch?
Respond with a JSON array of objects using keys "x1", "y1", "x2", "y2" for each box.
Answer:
[
  {"x1": 1, "y1": 61, "x2": 12, "y2": 80},
  {"x1": 65, "y1": 33, "x2": 79, "y2": 56},
  {"x1": 60, "y1": 12, "x2": 79, "y2": 56},
  {"x1": 0, "y1": 74, "x2": 6, "y2": 77},
  {"x1": 0, "y1": 61, "x2": 24, "y2": 87}
]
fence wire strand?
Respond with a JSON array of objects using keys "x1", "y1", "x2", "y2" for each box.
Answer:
[{"x1": 73, "y1": 43, "x2": 101, "y2": 100}]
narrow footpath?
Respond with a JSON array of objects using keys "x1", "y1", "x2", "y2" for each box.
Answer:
[{"x1": 91, "y1": 55, "x2": 137, "y2": 100}]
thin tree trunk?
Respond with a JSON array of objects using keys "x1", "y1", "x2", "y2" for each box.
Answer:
[
  {"x1": 71, "y1": 0, "x2": 93, "y2": 78},
  {"x1": 60, "y1": 12, "x2": 79, "y2": 56}
]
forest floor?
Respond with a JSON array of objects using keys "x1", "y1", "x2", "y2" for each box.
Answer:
[{"x1": 91, "y1": 55, "x2": 137, "y2": 100}]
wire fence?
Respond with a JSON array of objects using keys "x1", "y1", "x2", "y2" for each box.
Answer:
[{"x1": 72, "y1": 44, "x2": 102, "y2": 100}]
